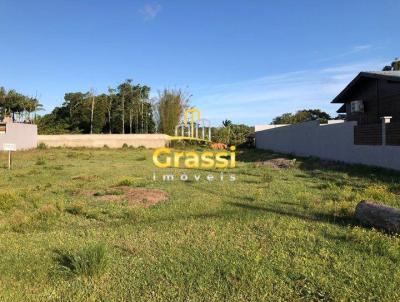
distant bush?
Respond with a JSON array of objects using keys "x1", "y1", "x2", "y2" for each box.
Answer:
[
  {"x1": 122, "y1": 143, "x2": 129, "y2": 149},
  {"x1": 212, "y1": 123, "x2": 254, "y2": 146},
  {"x1": 53, "y1": 243, "x2": 107, "y2": 277}
]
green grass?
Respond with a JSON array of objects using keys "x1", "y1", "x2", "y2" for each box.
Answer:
[{"x1": 0, "y1": 147, "x2": 399, "y2": 301}]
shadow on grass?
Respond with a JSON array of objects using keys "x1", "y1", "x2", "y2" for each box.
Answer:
[{"x1": 227, "y1": 201, "x2": 356, "y2": 227}]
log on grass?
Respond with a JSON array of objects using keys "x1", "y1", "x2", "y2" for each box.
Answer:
[{"x1": 355, "y1": 201, "x2": 400, "y2": 233}]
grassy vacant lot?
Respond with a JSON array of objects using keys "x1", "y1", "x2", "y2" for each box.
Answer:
[{"x1": 0, "y1": 147, "x2": 399, "y2": 301}]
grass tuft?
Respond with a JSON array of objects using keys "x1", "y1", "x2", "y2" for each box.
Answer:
[{"x1": 53, "y1": 243, "x2": 107, "y2": 277}]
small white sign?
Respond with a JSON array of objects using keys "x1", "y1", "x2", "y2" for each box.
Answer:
[{"x1": 3, "y1": 143, "x2": 16, "y2": 151}]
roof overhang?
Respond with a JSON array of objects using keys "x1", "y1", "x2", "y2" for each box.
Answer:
[
  {"x1": 331, "y1": 71, "x2": 400, "y2": 104},
  {"x1": 336, "y1": 104, "x2": 346, "y2": 113}
]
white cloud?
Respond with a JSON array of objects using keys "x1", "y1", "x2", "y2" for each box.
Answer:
[
  {"x1": 139, "y1": 3, "x2": 162, "y2": 21},
  {"x1": 352, "y1": 44, "x2": 372, "y2": 52},
  {"x1": 191, "y1": 60, "x2": 385, "y2": 126},
  {"x1": 315, "y1": 44, "x2": 373, "y2": 63}
]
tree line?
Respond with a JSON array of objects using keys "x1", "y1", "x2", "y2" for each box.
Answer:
[
  {"x1": 37, "y1": 80, "x2": 191, "y2": 135},
  {"x1": 0, "y1": 87, "x2": 43, "y2": 123},
  {"x1": 271, "y1": 109, "x2": 338, "y2": 125}
]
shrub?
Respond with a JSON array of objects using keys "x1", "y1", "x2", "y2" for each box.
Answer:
[
  {"x1": 122, "y1": 143, "x2": 129, "y2": 149},
  {"x1": 54, "y1": 243, "x2": 107, "y2": 277}
]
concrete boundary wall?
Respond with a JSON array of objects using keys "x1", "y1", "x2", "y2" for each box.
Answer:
[
  {"x1": 38, "y1": 134, "x2": 170, "y2": 149},
  {"x1": 255, "y1": 120, "x2": 400, "y2": 171},
  {"x1": 0, "y1": 123, "x2": 37, "y2": 150}
]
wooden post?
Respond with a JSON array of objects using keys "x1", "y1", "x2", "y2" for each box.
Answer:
[
  {"x1": 3, "y1": 143, "x2": 16, "y2": 169},
  {"x1": 380, "y1": 116, "x2": 392, "y2": 145}
]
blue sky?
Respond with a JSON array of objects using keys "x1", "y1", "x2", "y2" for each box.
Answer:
[{"x1": 0, "y1": 0, "x2": 398, "y2": 125}]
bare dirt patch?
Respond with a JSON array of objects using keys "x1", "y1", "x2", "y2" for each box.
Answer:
[
  {"x1": 255, "y1": 158, "x2": 296, "y2": 169},
  {"x1": 86, "y1": 187, "x2": 168, "y2": 207}
]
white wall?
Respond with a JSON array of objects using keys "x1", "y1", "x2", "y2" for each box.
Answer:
[
  {"x1": 38, "y1": 134, "x2": 169, "y2": 148},
  {"x1": 0, "y1": 123, "x2": 37, "y2": 150},
  {"x1": 255, "y1": 124, "x2": 289, "y2": 132},
  {"x1": 255, "y1": 120, "x2": 400, "y2": 171}
]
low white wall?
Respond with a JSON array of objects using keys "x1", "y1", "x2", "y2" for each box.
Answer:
[
  {"x1": 38, "y1": 134, "x2": 170, "y2": 148},
  {"x1": 255, "y1": 124, "x2": 289, "y2": 132},
  {"x1": 255, "y1": 120, "x2": 400, "y2": 171},
  {"x1": 0, "y1": 123, "x2": 37, "y2": 150}
]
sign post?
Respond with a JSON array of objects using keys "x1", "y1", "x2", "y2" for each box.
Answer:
[{"x1": 3, "y1": 143, "x2": 16, "y2": 170}]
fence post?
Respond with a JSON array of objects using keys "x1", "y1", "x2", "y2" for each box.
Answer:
[{"x1": 380, "y1": 116, "x2": 392, "y2": 145}]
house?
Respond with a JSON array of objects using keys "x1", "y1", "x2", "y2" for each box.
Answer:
[
  {"x1": 331, "y1": 69, "x2": 400, "y2": 145},
  {"x1": 255, "y1": 59, "x2": 400, "y2": 170},
  {"x1": 332, "y1": 71, "x2": 400, "y2": 125}
]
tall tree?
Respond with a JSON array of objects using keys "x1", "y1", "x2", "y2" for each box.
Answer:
[
  {"x1": 117, "y1": 79, "x2": 133, "y2": 134},
  {"x1": 106, "y1": 87, "x2": 115, "y2": 134},
  {"x1": 156, "y1": 89, "x2": 189, "y2": 135},
  {"x1": 89, "y1": 88, "x2": 96, "y2": 134}
]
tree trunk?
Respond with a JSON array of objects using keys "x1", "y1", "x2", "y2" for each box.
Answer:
[
  {"x1": 121, "y1": 95, "x2": 125, "y2": 134},
  {"x1": 90, "y1": 95, "x2": 95, "y2": 134},
  {"x1": 108, "y1": 109, "x2": 112, "y2": 134},
  {"x1": 129, "y1": 109, "x2": 133, "y2": 134},
  {"x1": 355, "y1": 201, "x2": 400, "y2": 233}
]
